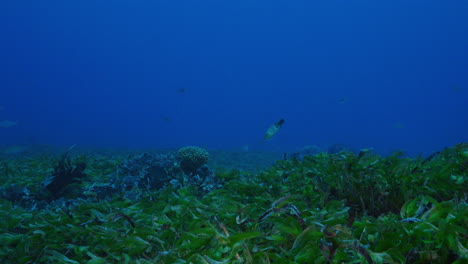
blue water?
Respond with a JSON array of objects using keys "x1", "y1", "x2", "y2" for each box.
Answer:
[{"x1": 1, "y1": 0, "x2": 467, "y2": 156}]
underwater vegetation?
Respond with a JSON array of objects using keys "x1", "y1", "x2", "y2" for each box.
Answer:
[
  {"x1": 0, "y1": 144, "x2": 467, "y2": 263},
  {"x1": 42, "y1": 150, "x2": 88, "y2": 198}
]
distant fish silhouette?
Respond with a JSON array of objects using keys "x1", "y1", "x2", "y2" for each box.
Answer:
[
  {"x1": 338, "y1": 97, "x2": 347, "y2": 104},
  {"x1": 161, "y1": 115, "x2": 172, "y2": 123},
  {"x1": 177, "y1": 88, "x2": 186, "y2": 94},
  {"x1": 264, "y1": 118, "x2": 285, "y2": 140},
  {"x1": 0, "y1": 120, "x2": 17, "y2": 128}
]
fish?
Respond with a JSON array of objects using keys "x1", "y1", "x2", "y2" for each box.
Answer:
[
  {"x1": 0, "y1": 120, "x2": 17, "y2": 128},
  {"x1": 177, "y1": 88, "x2": 186, "y2": 94},
  {"x1": 264, "y1": 118, "x2": 285, "y2": 140},
  {"x1": 161, "y1": 115, "x2": 172, "y2": 123}
]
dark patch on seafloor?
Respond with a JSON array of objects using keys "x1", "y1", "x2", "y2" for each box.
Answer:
[{"x1": 0, "y1": 148, "x2": 283, "y2": 210}]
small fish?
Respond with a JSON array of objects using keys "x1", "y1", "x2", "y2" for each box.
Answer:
[
  {"x1": 0, "y1": 120, "x2": 17, "y2": 128},
  {"x1": 161, "y1": 115, "x2": 172, "y2": 123},
  {"x1": 264, "y1": 118, "x2": 285, "y2": 140},
  {"x1": 177, "y1": 88, "x2": 186, "y2": 94},
  {"x1": 338, "y1": 97, "x2": 347, "y2": 104}
]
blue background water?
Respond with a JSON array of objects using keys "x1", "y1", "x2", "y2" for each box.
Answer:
[{"x1": 1, "y1": 0, "x2": 467, "y2": 156}]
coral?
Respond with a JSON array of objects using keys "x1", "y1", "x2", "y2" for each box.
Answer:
[
  {"x1": 170, "y1": 164, "x2": 223, "y2": 196},
  {"x1": 0, "y1": 184, "x2": 30, "y2": 202},
  {"x1": 115, "y1": 152, "x2": 179, "y2": 191},
  {"x1": 176, "y1": 146, "x2": 209, "y2": 173}
]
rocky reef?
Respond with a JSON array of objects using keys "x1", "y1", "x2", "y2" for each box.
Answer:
[{"x1": 0, "y1": 146, "x2": 222, "y2": 209}]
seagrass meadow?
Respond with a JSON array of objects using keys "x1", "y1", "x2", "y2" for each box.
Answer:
[{"x1": 0, "y1": 144, "x2": 467, "y2": 264}]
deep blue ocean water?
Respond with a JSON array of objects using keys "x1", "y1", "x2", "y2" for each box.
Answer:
[{"x1": 1, "y1": 0, "x2": 467, "y2": 156}]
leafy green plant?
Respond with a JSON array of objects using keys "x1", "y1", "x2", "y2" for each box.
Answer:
[{"x1": 0, "y1": 144, "x2": 466, "y2": 263}]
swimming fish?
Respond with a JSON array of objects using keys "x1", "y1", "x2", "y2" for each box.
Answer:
[
  {"x1": 161, "y1": 115, "x2": 172, "y2": 123},
  {"x1": 264, "y1": 118, "x2": 285, "y2": 140},
  {"x1": 0, "y1": 120, "x2": 17, "y2": 128},
  {"x1": 177, "y1": 88, "x2": 186, "y2": 94}
]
